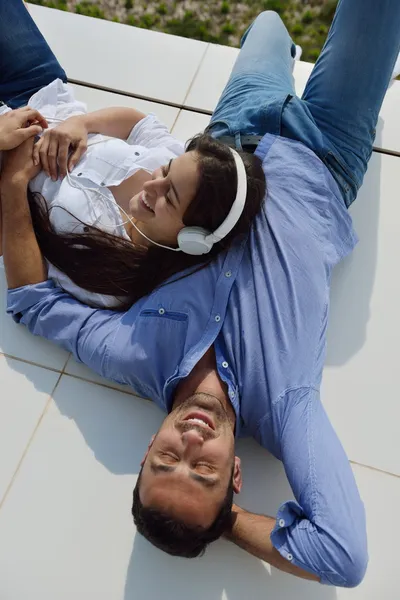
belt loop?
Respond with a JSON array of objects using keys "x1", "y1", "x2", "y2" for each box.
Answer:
[{"x1": 234, "y1": 132, "x2": 243, "y2": 151}]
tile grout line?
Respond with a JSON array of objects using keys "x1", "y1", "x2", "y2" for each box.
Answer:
[
  {"x1": 181, "y1": 43, "x2": 210, "y2": 108},
  {"x1": 1, "y1": 356, "x2": 399, "y2": 479},
  {"x1": 0, "y1": 371, "x2": 64, "y2": 511},
  {"x1": 0, "y1": 352, "x2": 64, "y2": 375},
  {"x1": 350, "y1": 460, "x2": 400, "y2": 480}
]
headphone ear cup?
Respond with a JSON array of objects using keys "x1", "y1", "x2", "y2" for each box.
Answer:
[{"x1": 177, "y1": 226, "x2": 213, "y2": 256}]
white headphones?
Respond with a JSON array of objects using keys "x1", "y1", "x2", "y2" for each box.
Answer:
[
  {"x1": 176, "y1": 148, "x2": 248, "y2": 255},
  {"x1": 45, "y1": 117, "x2": 248, "y2": 256}
]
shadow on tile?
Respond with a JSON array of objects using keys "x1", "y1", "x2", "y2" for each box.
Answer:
[
  {"x1": 124, "y1": 442, "x2": 338, "y2": 600},
  {"x1": 52, "y1": 379, "x2": 336, "y2": 598},
  {"x1": 325, "y1": 152, "x2": 381, "y2": 366}
]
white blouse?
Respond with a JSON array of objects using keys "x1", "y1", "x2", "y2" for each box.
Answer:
[{"x1": 1, "y1": 79, "x2": 185, "y2": 307}]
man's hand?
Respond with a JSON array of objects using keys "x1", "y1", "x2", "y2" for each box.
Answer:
[
  {"x1": 33, "y1": 115, "x2": 88, "y2": 181},
  {"x1": 1, "y1": 137, "x2": 41, "y2": 187},
  {"x1": 0, "y1": 107, "x2": 48, "y2": 151}
]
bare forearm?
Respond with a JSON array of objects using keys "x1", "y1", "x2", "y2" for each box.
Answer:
[
  {"x1": 226, "y1": 505, "x2": 319, "y2": 582},
  {"x1": 82, "y1": 107, "x2": 146, "y2": 140},
  {"x1": 1, "y1": 180, "x2": 47, "y2": 288}
]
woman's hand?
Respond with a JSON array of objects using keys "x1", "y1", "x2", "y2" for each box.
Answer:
[
  {"x1": 33, "y1": 115, "x2": 89, "y2": 181},
  {"x1": 0, "y1": 107, "x2": 48, "y2": 151},
  {"x1": 1, "y1": 137, "x2": 41, "y2": 188}
]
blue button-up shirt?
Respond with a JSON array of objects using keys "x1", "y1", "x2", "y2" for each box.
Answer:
[{"x1": 7, "y1": 133, "x2": 368, "y2": 586}]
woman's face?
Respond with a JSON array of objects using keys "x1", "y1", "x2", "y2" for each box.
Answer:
[{"x1": 128, "y1": 151, "x2": 200, "y2": 247}]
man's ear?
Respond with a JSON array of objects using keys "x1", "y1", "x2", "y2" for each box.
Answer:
[
  {"x1": 232, "y1": 456, "x2": 242, "y2": 493},
  {"x1": 140, "y1": 434, "x2": 156, "y2": 467}
]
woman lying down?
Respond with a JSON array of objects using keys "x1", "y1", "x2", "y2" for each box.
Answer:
[{"x1": 0, "y1": 79, "x2": 265, "y2": 309}]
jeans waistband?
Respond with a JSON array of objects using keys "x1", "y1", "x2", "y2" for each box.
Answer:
[{"x1": 217, "y1": 135, "x2": 263, "y2": 153}]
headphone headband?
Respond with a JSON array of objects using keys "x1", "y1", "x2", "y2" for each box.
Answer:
[
  {"x1": 206, "y1": 148, "x2": 248, "y2": 244},
  {"x1": 176, "y1": 147, "x2": 248, "y2": 255}
]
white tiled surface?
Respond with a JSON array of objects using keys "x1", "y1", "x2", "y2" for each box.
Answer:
[
  {"x1": 1, "y1": 6, "x2": 400, "y2": 599},
  {"x1": 0, "y1": 376, "x2": 398, "y2": 600},
  {"x1": 64, "y1": 355, "x2": 136, "y2": 396},
  {"x1": 70, "y1": 84, "x2": 180, "y2": 131},
  {"x1": 171, "y1": 109, "x2": 211, "y2": 142},
  {"x1": 185, "y1": 44, "x2": 400, "y2": 155},
  {"x1": 322, "y1": 153, "x2": 400, "y2": 476},
  {"x1": 29, "y1": 4, "x2": 208, "y2": 105},
  {"x1": 0, "y1": 355, "x2": 59, "y2": 502},
  {"x1": 0, "y1": 268, "x2": 69, "y2": 370}
]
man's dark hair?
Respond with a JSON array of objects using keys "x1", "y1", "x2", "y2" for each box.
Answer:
[{"x1": 131, "y1": 468, "x2": 235, "y2": 558}]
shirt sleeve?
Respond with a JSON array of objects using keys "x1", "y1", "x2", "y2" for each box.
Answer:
[
  {"x1": 126, "y1": 113, "x2": 184, "y2": 156},
  {"x1": 6, "y1": 280, "x2": 125, "y2": 381},
  {"x1": 261, "y1": 387, "x2": 368, "y2": 587}
]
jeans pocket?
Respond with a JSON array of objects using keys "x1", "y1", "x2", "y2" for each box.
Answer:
[
  {"x1": 323, "y1": 151, "x2": 358, "y2": 208},
  {"x1": 205, "y1": 119, "x2": 232, "y2": 137}
]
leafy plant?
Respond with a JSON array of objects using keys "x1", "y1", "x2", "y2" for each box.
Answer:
[
  {"x1": 75, "y1": 2, "x2": 105, "y2": 19},
  {"x1": 221, "y1": 1, "x2": 230, "y2": 14}
]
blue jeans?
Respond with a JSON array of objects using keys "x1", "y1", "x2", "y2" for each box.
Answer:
[
  {"x1": 0, "y1": 0, "x2": 66, "y2": 108},
  {"x1": 208, "y1": 0, "x2": 400, "y2": 206}
]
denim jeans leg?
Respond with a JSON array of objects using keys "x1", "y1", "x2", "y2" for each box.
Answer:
[
  {"x1": 0, "y1": 0, "x2": 67, "y2": 108},
  {"x1": 301, "y1": 0, "x2": 400, "y2": 201},
  {"x1": 208, "y1": 10, "x2": 297, "y2": 142}
]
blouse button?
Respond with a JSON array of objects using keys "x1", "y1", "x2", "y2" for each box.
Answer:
[
  {"x1": 158, "y1": 308, "x2": 165, "y2": 315},
  {"x1": 222, "y1": 361, "x2": 228, "y2": 368},
  {"x1": 135, "y1": 152, "x2": 140, "y2": 156},
  {"x1": 215, "y1": 315, "x2": 221, "y2": 322},
  {"x1": 77, "y1": 172, "x2": 82, "y2": 176},
  {"x1": 287, "y1": 554, "x2": 293, "y2": 561},
  {"x1": 225, "y1": 271, "x2": 232, "y2": 278},
  {"x1": 83, "y1": 226, "x2": 89, "y2": 233},
  {"x1": 279, "y1": 519, "x2": 285, "y2": 528}
]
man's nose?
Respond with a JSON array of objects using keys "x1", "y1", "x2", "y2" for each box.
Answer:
[{"x1": 181, "y1": 429, "x2": 205, "y2": 448}]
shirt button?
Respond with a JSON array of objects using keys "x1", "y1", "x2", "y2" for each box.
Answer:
[
  {"x1": 83, "y1": 226, "x2": 89, "y2": 233},
  {"x1": 77, "y1": 172, "x2": 82, "y2": 176},
  {"x1": 229, "y1": 390, "x2": 235, "y2": 399},
  {"x1": 279, "y1": 519, "x2": 285, "y2": 528},
  {"x1": 225, "y1": 270, "x2": 232, "y2": 278},
  {"x1": 158, "y1": 308, "x2": 165, "y2": 315},
  {"x1": 222, "y1": 361, "x2": 228, "y2": 368},
  {"x1": 215, "y1": 315, "x2": 221, "y2": 322},
  {"x1": 135, "y1": 152, "x2": 140, "y2": 156},
  {"x1": 287, "y1": 554, "x2": 293, "y2": 561},
  {"x1": 100, "y1": 182, "x2": 106, "y2": 186}
]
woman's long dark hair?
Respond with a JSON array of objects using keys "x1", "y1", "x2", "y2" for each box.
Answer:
[{"x1": 28, "y1": 134, "x2": 266, "y2": 310}]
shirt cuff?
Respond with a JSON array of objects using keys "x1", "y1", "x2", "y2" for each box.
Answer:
[
  {"x1": 7, "y1": 280, "x2": 58, "y2": 322},
  {"x1": 271, "y1": 501, "x2": 342, "y2": 586}
]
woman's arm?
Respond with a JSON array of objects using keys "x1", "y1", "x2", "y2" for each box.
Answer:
[
  {"x1": 33, "y1": 106, "x2": 147, "y2": 181},
  {"x1": 1, "y1": 138, "x2": 46, "y2": 287},
  {"x1": 82, "y1": 107, "x2": 146, "y2": 140}
]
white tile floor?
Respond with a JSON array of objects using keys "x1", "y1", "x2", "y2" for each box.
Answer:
[{"x1": 1, "y1": 5, "x2": 399, "y2": 599}]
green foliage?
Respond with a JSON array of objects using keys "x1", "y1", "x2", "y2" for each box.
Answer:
[
  {"x1": 291, "y1": 23, "x2": 303, "y2": 35},
  {"x1": 308, "y1": 48, "x2": 320, "y2": 61},
  {"x1": 157, "y1": 3, "x2": 168, "y2": 15},
  {"x1": 221, "y1": 22, "x2": 236, "y2": 35},
  {"x1": 320, "y1": 0, "x2": 338, "y2": 21},
  {"x1": 139, "y1": 13, "x2": 159, "y2": 29},
  {"x1": 221, "y1": 1, "x2": 230, "y2": 14},
  {"x1": 75, "y1": 2, "x2": 105, "y2": 19},
  {"x1": 301, "y1": 9, "x2": 313, "y2": 24},
  {"x1": 126, "y1": 15, "x2": 138, "y2": 26},
  {"x1": 164, "y1": 13, "x2": 218, "y2": 43},
  {"x1": 262, "y1": 0, "x2": 289, "y2": 14}
]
